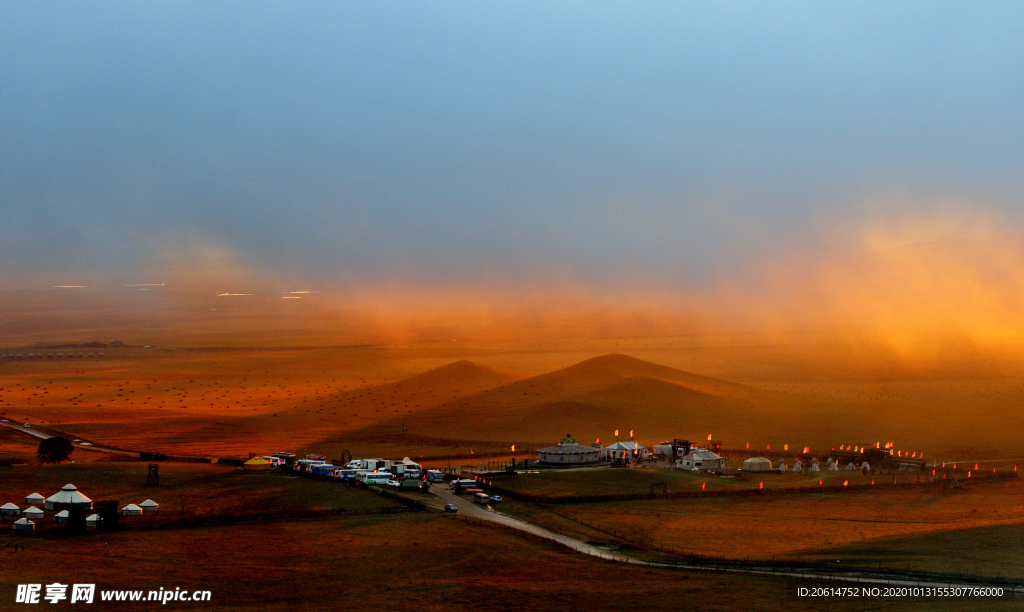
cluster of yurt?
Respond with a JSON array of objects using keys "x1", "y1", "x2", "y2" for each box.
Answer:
[
  {"x1": 121, "y1": 499, "x2": 158, "y2": 516},
  {"x1": 4, "y1": 484, "x2": 94, "y2": 531}
]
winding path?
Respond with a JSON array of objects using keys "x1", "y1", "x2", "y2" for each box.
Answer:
[{"x1": 430, "y1": 486, "x2": 1021, "y2": 593}]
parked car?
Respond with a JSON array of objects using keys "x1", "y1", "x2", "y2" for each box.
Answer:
[
  {"x1": 489, "y1": 495, "x2": 503, "y2": 504},
  {"x1": 444, "y1": 504, "x2": 458, "y2": 513},
  {"x1": 386, "y1": 479, "x2": 401, "y2": 488}
]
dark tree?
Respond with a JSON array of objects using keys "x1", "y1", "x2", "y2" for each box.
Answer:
[{"x1": 38, "y1": 436, "x2": 74, "y2": 464}]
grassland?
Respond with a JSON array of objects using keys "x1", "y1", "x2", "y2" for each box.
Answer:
[
  {"x1": 1, "y1": 511, "x2": 1019, "y2": 612},
  {"x1": 498, "y1": 476, "x2": 1024, "y2": 581},
  {"x1": 3, "y1": 342, "x2": 1024, "y2": 609}
]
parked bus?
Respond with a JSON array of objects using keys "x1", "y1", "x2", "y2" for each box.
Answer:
[
  {"x1": 357, "y1": 471, "x2": 393, "y2": 485},
  {"x1": 474, "y1": 492, "x2": 490, "y2": 505}
]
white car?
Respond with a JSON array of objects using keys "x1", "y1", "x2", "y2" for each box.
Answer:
[{"x1": 386, "y1": 479, "x2": 401, "y2": 488}]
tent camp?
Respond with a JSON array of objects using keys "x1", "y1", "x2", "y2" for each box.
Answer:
[
  {"x1": 676, "y1": 448, "x2": 725, "y2": 471},
  {"x1": 139, "y1": 500, "x2": 159, "y2": 513},
  {"x1": 741, "y1": 457, "x2": 773, "y2": 472},
  {"x1": 45, "y1": 484, "x2": 92, "y2": 510},
  {"x1": 1, "y1": 503, "x2": 20, "y2": 516},
  {"x1": 12, "y1": 518, "x2": 35, "y2": 530},
  {"x1": 243, "y1": 457, "x2": 272, "y2": 470},
  {"x1": 121, "y1": 504, "x2": 142, "y2": 516},
  {"x1": 23, "y1": 506, "x2": 43, "y2": 520},
  {"x1": 24, "y1": 493, "x2": 44, "y2": 505},
  {"x1": 54, "y1": 510, "x2": 69, "y2": 524}
]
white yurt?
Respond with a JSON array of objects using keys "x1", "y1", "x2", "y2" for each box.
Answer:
[
  {"x1": 121, "y1": 504, "x2": 142, "y2": 516},
  {"x1": 139, "y1": 500, "x2": 159, "y2": 513},
  {"x1": 809, "y1": 461, "x2": 821, "y2": 472},
  {"x1": 23, "y1": 506, "x2": 44, "y2": 520},
  {"x1": 24, "y1": 492, "x2": 44, "y2": 505},
  {"x1": 861, "y1": 461, "x2": 871, "y2": 471},
  {"x1": 85, "y1": 514, "x2": 101, "y2": 527},
  {"x1": 12, "y1": 518, "x2": 35, "y2": 530},
  {"x1": 778, "y1": 458, "x2": 789, "y2": 472},
  {"x1": 603, "y1": 441, "x2": 648, "y2": 461},
  {"x1": 45, "y1": 484, "x2": 93, "y2": 510},
  {"x1": 537, "y1": 442, "x2": 604, "y2": 465},
  {"x1": 792, "y1": 459, "x2": 803, "y2": 473},
  {"x1": 1, "y1": 503, "x2": 20, "y2": 516},
  {"x1": 742, "y1": 457, "x2": 773, "y2": 472},
  {"x1": 846, "y1": 462, "x2": 857, "y2": 470},
  {"x1": 54, "y1": 510, "x2": 69, "y2": 524},
  {"x1": 676, "y1": 448, "x2": 725, "y2": 471}
]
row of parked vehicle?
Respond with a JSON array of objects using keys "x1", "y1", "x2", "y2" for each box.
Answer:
[{"x1": 272, "y1": 453, "x2": 439, "y2": 489}]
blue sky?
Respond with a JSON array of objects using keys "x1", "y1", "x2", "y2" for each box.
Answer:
[{"x1": 2, "y1": 2, "x2": 1022, "y2": 290}]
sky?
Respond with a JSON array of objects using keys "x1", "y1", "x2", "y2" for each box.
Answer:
[{"x1": 2, "y1": 1, "x2": 1023, "y2": 298}]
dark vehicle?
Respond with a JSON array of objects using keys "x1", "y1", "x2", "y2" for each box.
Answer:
[{"x1": 444, "y1": 504, "x2": 458, "y2": 513}]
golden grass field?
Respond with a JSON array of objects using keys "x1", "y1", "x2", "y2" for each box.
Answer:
[{"x1": 2, "y1": 338, "x2": 1024, "y2": 610}]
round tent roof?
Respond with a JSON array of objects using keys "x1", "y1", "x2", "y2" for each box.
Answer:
[
  {"x1": 55, "y1": 510, "x2": 69, "y2": 518},
  {"x1": 13, "y1": 518, "x2": 35, "y2": 528},
  {"x1": 742, "y1": 457, "x2": 773, "y2": 472},
  {"x1": 46, "y1": 484, "x2": 92, "y2": 506},
  {"x1": 85, "y1": 514, "x2": 101, "y2": 523},
  {"x1": 23, "y1": 506, "x2": 43, "y2": 518},
  {"x1": 25, "y1": 493, "x2": 44, "y2": 503},
  {"x1": 140, "y1": 499, "x2": 158, "y2": 508},
  {"x1": 1, "y1": 502, "x2": 20, "y2": 510}
]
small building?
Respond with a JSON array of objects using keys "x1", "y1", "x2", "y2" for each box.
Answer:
[
  {"x1": 12, "y1": 518, "x2": 35, "y2": 530},
  {"x1": 603, "y1": 441, "x2": 648, "y2": 461},
  {"x1": 54, "y1": 510, "x2": 69, "y2": 524},
  {"x1": 742, "y1": 457, "x2": 773, "y2": 472},
  {"x1": 139, "y1": 499, "x2": 159, "y2": 513},
  {"x1": 45, "y1": 484, "x2": 93, "y2": 510},
  {"x1": 85, "y1": 514, "x2": 101, "y2": 527},
  {"x1": 1, "y1": 503, "x2": 20, "y2": 516},
  {"x1": 24, "y1": 493, "x2": 44, "y2": 505},
  {"x1": 121, "y1": 504, "x2": 142, "y2": 516},
  {"x1": 675, "y1": 448, "x2": 725, "y2": 471},
  {"x1": 23, "y1": 506, "x2": 44, "y2": 520},
  {"x1": 537, "y1": 442, "x2": 603, "y2": 466}
]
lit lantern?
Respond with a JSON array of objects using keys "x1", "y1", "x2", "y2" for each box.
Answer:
[
  {"x1": 702, "y1": 482, "x2": 706, "y2": 492},
  {"x1": 843, "y1": 480, "x2": 848, "y2": 487},
  {"x1": 784, "y1": 444, "x2": 789, "y2": 451},
  {"x1": 759, "y1": 482, "x2": 763, "y2": 489}
]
